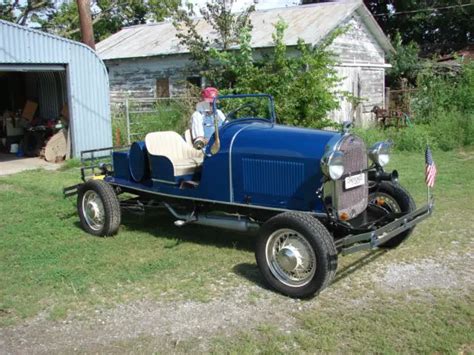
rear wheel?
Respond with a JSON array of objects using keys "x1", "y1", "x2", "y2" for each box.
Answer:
[
  {"x1": 369, "y1": 181, "x2": 416, "y2": 248},
  {"x1": 256, "y1": 212, "x2": 337, "y2": 298},
  {"x1": 77, "y1": 180, "x2": 121, "y2": 236}
]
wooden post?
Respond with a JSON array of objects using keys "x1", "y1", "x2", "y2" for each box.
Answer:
[{"x1": 76, "y1": 0, "x2": 95, "y2": 50}]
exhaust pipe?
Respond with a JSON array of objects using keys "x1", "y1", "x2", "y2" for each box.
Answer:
[{"x1": 163, "y1": 203, "x2": 260, "y2": 232}]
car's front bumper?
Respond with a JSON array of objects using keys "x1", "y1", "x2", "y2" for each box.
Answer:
[{"x1": 336, "y1": 200, "x2": 434, "y2": 255}]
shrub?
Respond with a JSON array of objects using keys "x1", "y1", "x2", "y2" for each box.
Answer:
[
  {"x1": 395, "y1": 125, "x2": 437, "y2": 152},
  {"x1": 353, "y1": 127, "x2": 388, "y2": 148},
  {"x1": 354, "y1": 125, "x2": 437, "y2": 152},
  {"x1": 428, "y1": 110, "x2": 466, "y2": 151},
  {"x1": 411, "y1": 61, "x2": 474, "y2": 149},
  {"x1": 174, "y1": 4, "x2": 343, "y2": 128}
]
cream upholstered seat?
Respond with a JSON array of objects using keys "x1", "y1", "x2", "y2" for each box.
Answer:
[{"x1": 145, "y1": 131, "x2": 204, "y2": 176}]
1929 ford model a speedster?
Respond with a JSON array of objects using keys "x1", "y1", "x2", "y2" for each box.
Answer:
[{"x1": 67, "y1": 94, "x2": 433, "y2": 298}]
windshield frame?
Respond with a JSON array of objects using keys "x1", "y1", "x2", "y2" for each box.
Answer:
[{"x1": 212, "y1": 94, "x2": 276, "y2": 124}]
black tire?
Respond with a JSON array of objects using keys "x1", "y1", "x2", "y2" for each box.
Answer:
[
  {"x1": 77, "y1": 180, "x2": 121, "y2": 236},
  {"x1": 369, "y1": 181, "x2": 416, "y2": 248},
  {"x1": 256, "y1": 212, "x2": 338, "y2": 298}
]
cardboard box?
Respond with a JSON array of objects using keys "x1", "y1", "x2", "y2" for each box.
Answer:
[{"x1": 21, "y1": 100, "x2": 38, "y2": 121}]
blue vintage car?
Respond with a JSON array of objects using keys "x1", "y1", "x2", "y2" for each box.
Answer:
[{"x1": 68, "y1": 94, "x2": 433, "y2": 298}]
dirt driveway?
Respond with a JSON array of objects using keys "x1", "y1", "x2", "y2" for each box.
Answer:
[
  {"x1": 0, "y1": 154, "x2": 59, "y2": 176},
  {"x1": 1, "y1": 251, "x2": 472, "y2": 354}
]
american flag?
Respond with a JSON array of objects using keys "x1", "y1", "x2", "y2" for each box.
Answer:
[{"x1": 425, "y1": 146, "x2": 437, "y2": 188}]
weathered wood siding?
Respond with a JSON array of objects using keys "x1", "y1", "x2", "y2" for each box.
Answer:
[
  {"x1": 327, "y1": 15, "x2": 387, "y2": 125},
  {"x1": 329, "y1": 66, "x2": 385, "y2": 125},
  {"x1": 105, "y1": 14, "x2": 387, "y2": 125},
  {"x1": 330, "y1": 15, "x2": 386, "y2": 65},
  {"x1": 106, "y1": 55, "x2": 195, "y2": 102}
]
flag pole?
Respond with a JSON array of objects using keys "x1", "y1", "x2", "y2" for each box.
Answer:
[{"x1": 425, "y1": 145, "x2": 435, "y2": 211}]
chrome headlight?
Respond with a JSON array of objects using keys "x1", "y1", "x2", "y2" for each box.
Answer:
[
  {"x1": 321, "y1": 150, "x2": 344, "y2": 180},
  {"x1": 368, "y1": 141, "x2": 391, "y2": 167}
]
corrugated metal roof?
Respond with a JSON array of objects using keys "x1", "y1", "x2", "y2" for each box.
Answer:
[
  {"x1": 0, "y1": 20, "x2": 112, "y2": 157},
  {"x1": 97, "y1": 0, "x2": 392, "y2": 61}
]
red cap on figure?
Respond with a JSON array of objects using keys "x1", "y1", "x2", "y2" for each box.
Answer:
[{"x1": 201, "y1": 87, "x2": 219, "y2": 103}]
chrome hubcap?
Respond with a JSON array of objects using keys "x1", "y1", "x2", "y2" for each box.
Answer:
[
  {"x1": 82, "y1": 190, "x2": 105, "y2": 231},
  {"x1": 266, "y1": 229, "x2": 316, "y2": 287}
]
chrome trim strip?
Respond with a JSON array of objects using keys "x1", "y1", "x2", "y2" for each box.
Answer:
[
  {"x1": 228, "y1": 124, "x2": 256, "y2": 202},
  {"x1": 109, "y1": 181, "x2": 326, "y2": 216},
  {"x1": 151, "y1": 178, "x2": 178, "y2": 185}
]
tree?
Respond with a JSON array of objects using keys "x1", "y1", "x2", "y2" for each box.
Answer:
[
  {"x1": 387, "y1": 32, "x2": 422, "y2": 87},
  {"x1": 1, "y1": 0, "x2": 179, "y2": 42},
  {"x1": 304, "y1": 0, "x2": 473, "y2": 56},
  {"x1": 237, "y1": 21, "x2": 341, "y2": 127},
  {"x1": 174, "y1": 1, "x2": 342, "y2": 127},
  {"x1": 363, "y1": 0, "x2": 473, "y2": 56},
  {"x1": 172, "y1": 0, "x2": 254, "y2": 77},
  {"x1": 0, "y1": 0, "x2": 55, "y2": 25}
]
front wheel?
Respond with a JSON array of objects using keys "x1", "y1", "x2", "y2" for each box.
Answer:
[
  {"x1": 369, "y1": 181, "x2": 416, "y2": 248},
  {"x1": 256, "y1": 212, "x2": 338, "y2": 298},
  {"x1": 77, "y1": 180, "x2": 121, "y2": 236}
]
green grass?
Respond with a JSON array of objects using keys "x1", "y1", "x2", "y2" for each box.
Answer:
[
  {"x1": 0, "y1": 168, "x2": 257, "y2": 325},
  {"x1": 0, "y1": 149, "x2": 473, "y2": 352},
  {"x1": 209, "y1": 293, "x2": 473, "y2": 353}
]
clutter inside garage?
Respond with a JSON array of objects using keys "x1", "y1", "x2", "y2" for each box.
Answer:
[{"x1": 0, "y1": 71, "x2": 69, "y2": 163}]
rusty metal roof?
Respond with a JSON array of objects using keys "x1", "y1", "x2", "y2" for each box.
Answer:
[{"x1": 97, "y1": 0, "x2": 392, "y2": 61}]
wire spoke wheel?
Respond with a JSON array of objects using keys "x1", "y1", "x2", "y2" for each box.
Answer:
[
  {"x1": 266, "y1": 228, "x2": 317, "y2": 287},
  {"x1": 256, "y1": 212, "x2": 337, "y2": 298}
]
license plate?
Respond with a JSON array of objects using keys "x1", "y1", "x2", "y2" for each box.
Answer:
[{"x1": 345, "y1": 173, "x2": 365, "y2": 190}]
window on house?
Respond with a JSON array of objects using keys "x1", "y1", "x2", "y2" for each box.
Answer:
[
  {"x1": 156, "y1": 78, "x2": 170, "y2": 97},
  {"x1": 186, "y1": 76, "x2": 202, "y2": 88}
]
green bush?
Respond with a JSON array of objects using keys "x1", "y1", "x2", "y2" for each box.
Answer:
[
  {"x1": 427, "y1": 110, "x2": 465, "y2": 151},
  {"x1": 353, "y1": 127, "x2": 388, "y2": 148},
  {"x1": 395, "y1": 125, "x2": 437, "y2": 152},
  {"x1": 354, "y1": 125, "x2": 436, "y2": 152},
  {"x1": 357, "y1": 61, "x2": 474, "y2": 152},
  {"x1": 465, "y1": 112, "x2": 474, "y2": 146},
  {"x1": 410, "y1": 61, "x2": 474, "y2": 149}
]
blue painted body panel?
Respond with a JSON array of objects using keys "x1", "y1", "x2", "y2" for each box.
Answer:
[
  {"x1": 112, "y1": 151, "x2": 131, "y2": 180},
  {"x1": 108, "y1": 119, "x2": 342, "y2": 213}
]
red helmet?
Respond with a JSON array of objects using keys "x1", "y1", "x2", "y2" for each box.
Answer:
[{"x1": 201, "y1": 87, "x2": 218, "y2": 103}]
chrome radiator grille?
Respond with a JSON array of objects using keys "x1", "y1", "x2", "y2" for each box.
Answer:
[{"x1": 334, "y1": 135, "x2": 368, "y2": 219}]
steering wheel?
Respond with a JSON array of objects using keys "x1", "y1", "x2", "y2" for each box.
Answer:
[{"x1": 225, "y1": 102, "x2": 259, "y2": 122}]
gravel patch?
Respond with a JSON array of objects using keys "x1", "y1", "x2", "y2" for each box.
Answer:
[
  {"x1": 0, "y1": 285, "x2": 302, "y2": 354},
  {"x1": 373, "y1": 254, "x2": 474, "y2": 292},
  {"x1": 1, "y1": 253, "x2": 472, "y2": 354}
]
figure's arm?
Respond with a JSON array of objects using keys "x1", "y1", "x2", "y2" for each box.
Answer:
[
  {"x1": 191, "y1": 111, "x2": 204, "y2": 140},
  {"x1": 217, "y1": 109, "x2": 226, "y2": 123}
]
